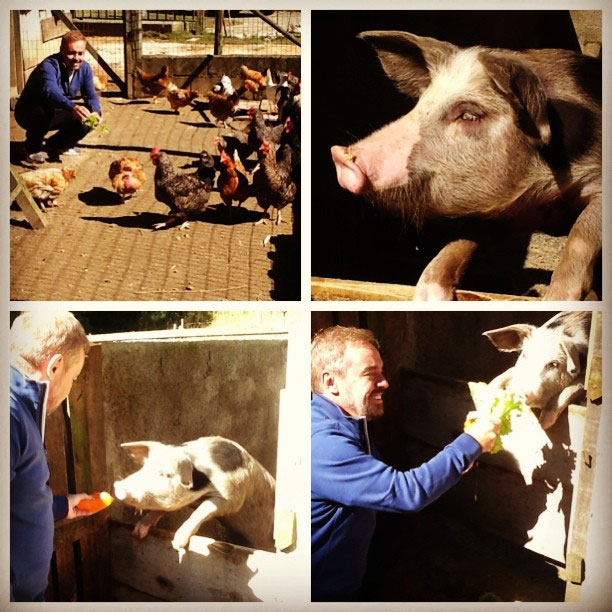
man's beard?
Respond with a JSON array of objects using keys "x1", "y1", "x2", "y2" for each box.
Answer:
[{"x1": 350, "y1": 391, "x2": 384, "y2": 420}]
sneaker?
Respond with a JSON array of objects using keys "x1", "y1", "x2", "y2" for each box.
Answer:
[
  {"x1": 46, "y1": 145, "x2": 81, "y2": 157},
  {"x1": 62, "y1": 148, "x2": 81, "y2": 156},
  {"x1": 25, "y1": 151, "x2": 46, "y2": 164}
]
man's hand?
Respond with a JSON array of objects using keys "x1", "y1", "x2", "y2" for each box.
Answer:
[
  {"x1": 66, "y1": 493, "x2": 94, "y2": 519},
  {"x1": 71, "y1": 105, "x2": 91, "y2": 122},
  {"x1": 464, "y1": 415, "x2": 501, "y2": 453}
]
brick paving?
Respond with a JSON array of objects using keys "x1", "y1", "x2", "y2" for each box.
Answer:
[{"x1": 10, "y1": 94, "x2": 299, "y2": 301}]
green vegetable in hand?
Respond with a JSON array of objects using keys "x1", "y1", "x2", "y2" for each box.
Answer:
[
  {"x1": 83, "y1": 114, "x2": 109, "y2": 134},
  {"x1": 467, "y1": 381, "x2": 524, "y2": 453}
]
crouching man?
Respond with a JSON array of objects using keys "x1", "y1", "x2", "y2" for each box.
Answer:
[
  {"x1": 10, "y1": 310, "x2": 95, "y2": 601},
  {"x1": 311, "y1": 326, "x2": 501, "y2": 601},
  {"x1": 14, "y1": 30, "x2": 101, "y2": 163}
]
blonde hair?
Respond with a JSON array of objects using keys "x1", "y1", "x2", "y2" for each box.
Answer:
[
  {"x1": 10, "y1": 311, "x2": 89, "y2": 370},
  {"x1": 60, "y1": 30, "x2": 87, "y2": 49},
  {"x1": 311, "y1": 326, "x2": 380, "y2": 392}
]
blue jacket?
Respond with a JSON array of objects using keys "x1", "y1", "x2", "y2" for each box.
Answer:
[
  {"x1": 10, "y1": 366, "x2": 69, "y2": 602},
  {"x1": 16, "y1": 52, "x2": 101, "y2": 114},
  {"x1": 311, "y1": 392, "x2": 481, "y2": 600}
]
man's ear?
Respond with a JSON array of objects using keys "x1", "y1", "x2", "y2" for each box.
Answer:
[
  {"x1": 322, "y1": 370, "x2": 339, "y2": 395},
  {"x1": 45, "y1": 353, "x2": 64, "y2": 380}
]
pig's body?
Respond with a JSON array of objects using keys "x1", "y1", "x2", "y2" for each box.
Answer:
[
  {"x1": 483, "y1": 311, "x2": 591, "y2": 429},
  {"x1": 113, "y1": 436, "x2": 276, "y2": 557},
  {"x1": 331, "y1": 32, "x2": 601, "y2": 300}
]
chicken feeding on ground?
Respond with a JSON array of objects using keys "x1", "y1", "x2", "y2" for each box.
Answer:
[
  {"x1": 253, "y1": 139, "x2": 296, "y2": 226},
  {"x1": 20, "y1": 167, "x2": 76, "y2": 209},
  {"x1": 149, "y1": 148, "x2": 215, "y2": 230},
  {"x1": 135, "y1": 65, "x2": 177, "y2": 103},
  {"x1": 216, "y1": 139, "x2": 251, "y2": 213},
  {"x1": 167, "y1": 88, "x2": 199, "y2": 114},
  {"x1": 206, "y1": 83, "x2": 249, "y2": 127},
  {"x1": 108, "y1": 157, "x2": 146, "y2": 202}
]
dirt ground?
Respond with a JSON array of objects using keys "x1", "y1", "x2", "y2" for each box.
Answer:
[{"x1": 10, "y1": 94, "x2": 299, "y2": 301}]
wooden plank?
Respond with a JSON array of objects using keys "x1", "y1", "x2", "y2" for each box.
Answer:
[
  {"x1": 311, "y1": 276, "x2": 539, "y2": 301},
  {"x1": 251, "y1": 10, "x2": 301, "y2": 47},
  {"x1": 40, "y1": 16, "x2": 70, "y2": 43},
  {"x1": 54, "y1": 511, "x2": 112, "y2": 550},
  {"x1": 10, "y1": 166, "x2": 48, "y2": 229},
  {"x1": 124, "y1": 11, "x2": 142, "y2": 99},
  {"x1": 11, "y1": 11, "x2": 25, "y2": 95},
  {"x1": 564, "y1": 312, "x2": 603, "y2": 600}
]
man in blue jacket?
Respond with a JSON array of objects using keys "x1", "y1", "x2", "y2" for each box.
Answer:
[
  {"x1": 14, "y1": 30, "x2": 102, "y2": 164},
  {"x1": 311, "y1": 325, "x2": 501, "y2": 601},
  {"x1": 10, "y1": 311, "x2": 95, "y2": 601}
]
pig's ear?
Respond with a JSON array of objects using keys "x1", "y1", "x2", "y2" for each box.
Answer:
[
  {"x1": 480, "y1": 52, "x2": 551, "y2": 147},
  {"x1": 561, "y1": 342, "x2": 582, "y2": 377},
  {"x1": 120, "y1": 442, "x2": 157, "y2": 462},
  {"x1": 358, "y1": 31, "x2": 457, "y2": 99},
  {"x1": 482, "y1": 324, "x2": 535, "y2": 352}
]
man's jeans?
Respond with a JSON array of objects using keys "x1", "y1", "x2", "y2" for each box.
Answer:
[{"x1": 14, "y1": 101, "x2": 90, "y2": 153}]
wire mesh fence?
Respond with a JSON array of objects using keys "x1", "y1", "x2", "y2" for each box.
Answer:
[{"x1": 13, "y1": 10, "x2": 300, "y2": 95}]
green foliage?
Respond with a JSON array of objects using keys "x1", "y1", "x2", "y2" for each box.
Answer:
[{"x1": 82, "y1": 114, "x2": 109, "y2": 134}]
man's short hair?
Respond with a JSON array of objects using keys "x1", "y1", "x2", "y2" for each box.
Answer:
[
  {"x1": 10, "y1": 311, "x2": 89, "y2": 370},
  {"x1": 311, "y1": 325, "x2": 380, "y2": 393},
  {"x1": 60, "y1": 30, "x2": 87, "y2": 49}
]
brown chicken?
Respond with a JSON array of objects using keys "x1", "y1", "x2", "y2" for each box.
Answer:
[
  {"x1": 20, "y1": 167, "x2": 76, "y2": 209},
  {"x1": 240, "y1": 65, "x2": 269, "y2": 90},
  {"x1": 207, "y1": 83, "x2": 249, "y2": 126},
  {"x1": 109, "y1": 158, "x2": 146, "y2": 202},
  {"x1": 134, "y1": 65, "x2": 176, "y2": 103},
  {"x1": 167, "y1": 88, "x2": 199, "y2": 114},
  {"x1": 216, "y1": 141, "x2": 250, "y2": 212},
  {"x1": 93, "y1": 74, "x2": 108, "y2": 91}
]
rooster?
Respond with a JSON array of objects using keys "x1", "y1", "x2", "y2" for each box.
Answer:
[
  {"x1": 134, "y1": 65, "x2": 176, "y2": 103},
  {"x1": 20, "y1": 167, "x2": 76, "y2": 209},
  {"x1": 108, "y1": 157, "x2": 146, "y2": 202},
  {"x1": 167, "y1": 88, "x2": 199, "y2": 114},
  {"x1": 207, "y1": 83, "x2": 249, "y2": 127},
  {"x1": 253, "y1": 140, "x2": 296, "y2": 225},
  {"x1": 150, "y1": 148, "x2": 215, "y2": 230},
  {"x1": 216, "y1": 140, "x2": 250, "y2": 212}
]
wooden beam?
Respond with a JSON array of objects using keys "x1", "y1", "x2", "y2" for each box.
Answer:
[
  {"x1": 311, "y1": 276, "x2": 539, "y2": 301},
  {"x1": 251, "y1": 10, "x2": 301, "y2": 47},
  {"x1": 10, "y1": 165, "x2": 47, "y2": 229}
]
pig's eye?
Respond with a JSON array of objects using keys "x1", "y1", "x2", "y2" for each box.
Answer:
[
  {"x1": 450, "y1": 103, "x2": 484, "y2": 123},
  {"x1": 546, "y1": 360, "x2": 560, "y2": 370},
  {"x1": 459, "y1": 111, "x2": 480, "y2": 122}
]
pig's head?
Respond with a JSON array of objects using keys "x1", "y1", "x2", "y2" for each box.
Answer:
[
  {"x1": 113, "y1": 441, "x2": 209, "y2": 512},
  {"x1": 331, "y1": 31, "x2": 552, "y2": 225},
  {"x1": 483, "y1": 312, "x2": 591, "y2": 410}
]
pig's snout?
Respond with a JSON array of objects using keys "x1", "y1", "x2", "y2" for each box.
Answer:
[
  {"x1": 113, "y1": 480, "x2": 130, "y2": 502},
  {"x1": 331, "y1": 145, "x2": 371, "y2": 194}
]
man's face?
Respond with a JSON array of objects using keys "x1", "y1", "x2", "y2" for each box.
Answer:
[
  {"x1": 60, "y1": 39, "x2": 87, "y2": 72},
  {"x1": 334, "y1": 343, "x2": 389, "y2": 420},
  {"x1": 46, "y1": 348, "x2": 86, "y2": 413}
]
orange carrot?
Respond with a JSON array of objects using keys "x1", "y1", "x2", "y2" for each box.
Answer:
[{"x1": 77, "y1": 491, "x2": 114, "y2": 513}]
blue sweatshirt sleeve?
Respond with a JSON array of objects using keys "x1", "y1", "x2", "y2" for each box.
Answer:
[
  {"x1": 39, "y1": 59, "x2": 76, "y2": 112},
  {"x1": 79, "y1": 63, "x2": 102, "y2": 114},
  {"x1": 312, "y1": 426, "x2": 481, "y2": 513},
  {"x1": 53, "y1": 495, "x2": 69, "y2": 520}
]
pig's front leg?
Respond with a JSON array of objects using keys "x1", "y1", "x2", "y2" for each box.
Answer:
[
  {"x1": 414, "y1": 238, "x2": 478, "y2": 300},
  {"x1": 538, "y1": 381, "x2": 586, "y2": 429},
  {"x1": 172, "y1": 497, "x2": 226, "y2": 562},
  {"x1": 133, "y1": 510, "x2": 166, "y2": 539},
  {"x1": 544, "y1": 196, "x2": 601, "y2": 300}
]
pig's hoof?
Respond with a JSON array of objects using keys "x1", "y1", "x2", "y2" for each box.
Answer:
[{"x1": 132, "y1": 523, "x2": 151, "y2": 539}]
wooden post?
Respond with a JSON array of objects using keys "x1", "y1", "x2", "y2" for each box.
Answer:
[
  {"x1": 214, "y1": 10, "x2": 223, "y2": 55},
  {"x1": 11, "y1": 11, "x2": 25, "y2": 96},
  {"x1": 195, "y1": 10, "x2": 205, "y2": 35},
  {"x1": 124, "y1": 10, "x2": 142, "y2": 99},
  {"x1": 564, "y1": 311, "x2": 603, "y2": 601}
]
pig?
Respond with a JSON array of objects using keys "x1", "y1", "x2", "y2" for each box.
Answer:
[
  {"x1": 330, "y1": 31, "x2": 601, "y2": 300},
  {"x1": 113, "y1": 436, "x2": 276, "y2": 560},
  {"x1": 483, "y1": 311, "x2": 591, "y2": 429}
]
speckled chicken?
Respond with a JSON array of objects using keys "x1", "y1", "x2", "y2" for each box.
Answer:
[{"x1": 150, "y1": 148, "x2": 215, "y2": 230}]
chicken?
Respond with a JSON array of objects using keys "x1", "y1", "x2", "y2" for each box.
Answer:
[
  {"x1": 240, "y1": 65, "x2": 269, "y2": 91},
  {"x1": 167, "y1": 88, "x2": 199, "y2": 114},
  {"x1": 247, "y1": 108, "x2": 284, "y2": 154},
  {"x1": 20, "y1": 167, "x2": 76, "y2": 209},
  {"x1": 150, "y1": 148, "x2": 215, "y2": 230},
  {"x1": 134, "y1": 65, "x2": 176, "y2": 103},
  {"x1": 216, "y1": 142, "x2": 251, "y2": 212},
  {"x1": 207, "y1": 83, "x2": 249, "y2": 127},
  {"x1": 212, "y1": 75, "x2": 234, "y2": 95},
  {"x1": 93, "y1": 74, "x2": 108, "y2": 91},
  {"x1": 253, "y1": 140, "x2": 296, "y2": 225},
  {"x1": 278, "y1": 77, "x2": 301, "y2": 124},
  {"x1": 108, "y1": 157, "x2": 146, "y2": 202}
]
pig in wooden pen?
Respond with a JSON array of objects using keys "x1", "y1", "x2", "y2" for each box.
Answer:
[
  {"x1": 43, "y1": 324, "x2": 307, "y2": 603},
  {"x1": 311, "y1": 310, "x2": 604, "y2": 602}
]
